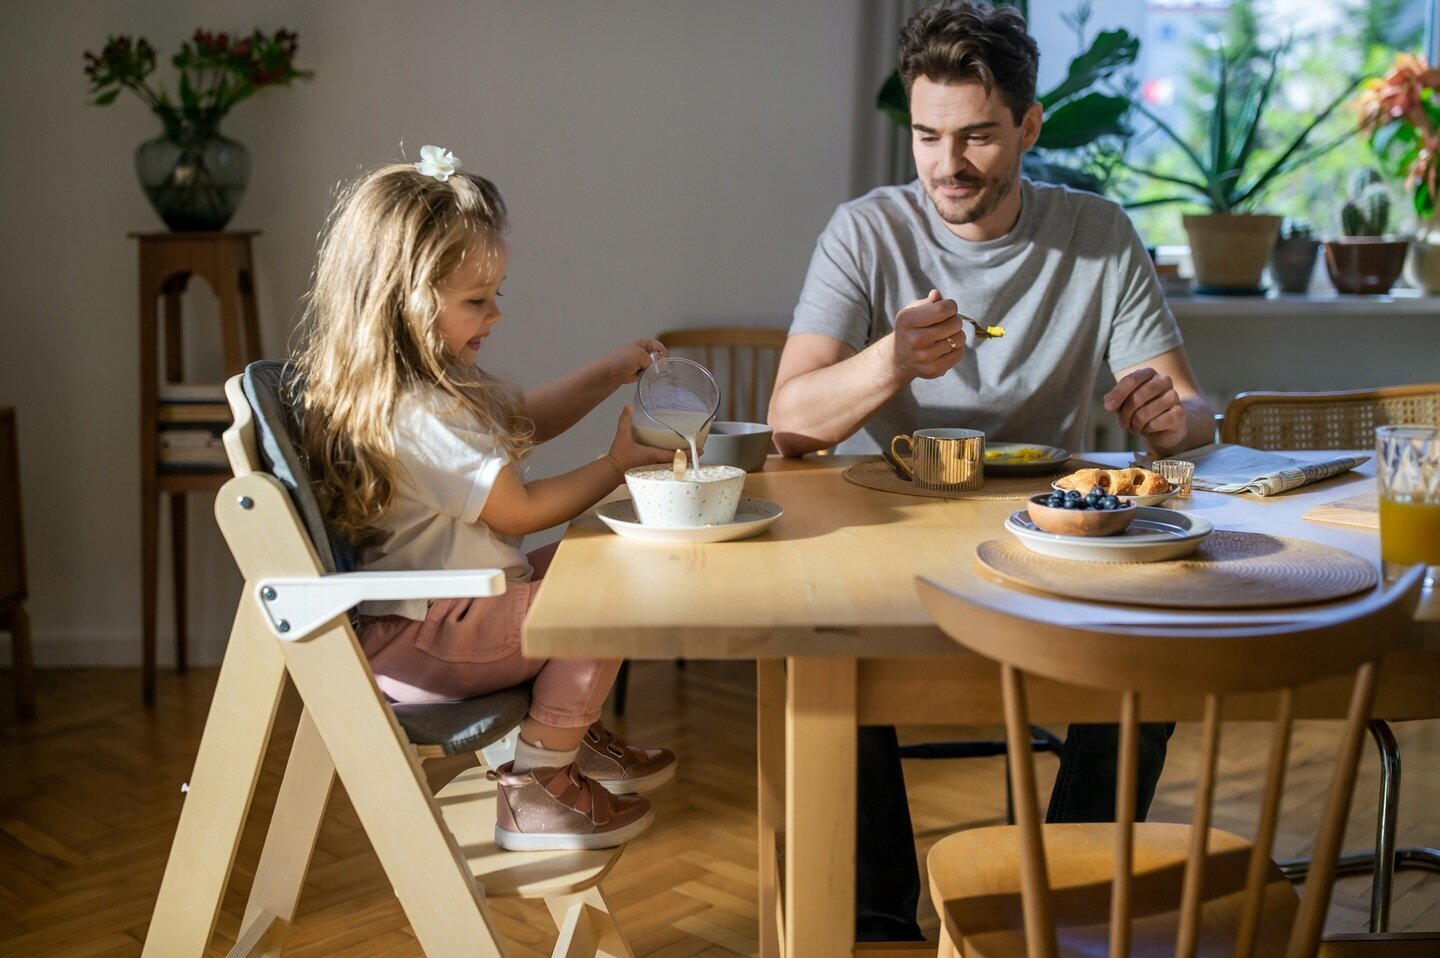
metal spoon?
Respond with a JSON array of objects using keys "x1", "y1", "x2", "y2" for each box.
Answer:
[{"x1": 963, "y1": 316, "x2": 1004, "y2": 340}]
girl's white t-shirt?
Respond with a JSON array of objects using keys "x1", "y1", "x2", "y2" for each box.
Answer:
[{"x1": 358, "y1": 388, "x2": 531, "y2": 619}]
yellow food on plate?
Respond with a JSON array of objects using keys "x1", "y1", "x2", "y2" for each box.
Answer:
[{"x1": 986, "y1": 446, "x2": 1049, "y2": 463}]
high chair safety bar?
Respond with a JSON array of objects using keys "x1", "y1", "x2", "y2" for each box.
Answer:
[{"x1": 255, "y1": 569, "x2": 504, "y2": 640}]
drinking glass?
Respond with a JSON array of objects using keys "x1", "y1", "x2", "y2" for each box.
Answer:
[{"x1": 1376, "y1": 424, "x2": 1440, "y2": 586}]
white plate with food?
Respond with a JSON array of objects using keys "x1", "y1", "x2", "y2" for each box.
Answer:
[
  {"x1": 1052, "y1": 466, "x2": 1174, "y2": 505},
  {"x1": 983, "y1": 442, "x2": 1071, "y2": 477},
  {"x1": 596, "y1": 496, "x2": 782, "y2": 543},
  {"x1": 1005, "y1": 506, "x2": 1212, "y2": 562}
]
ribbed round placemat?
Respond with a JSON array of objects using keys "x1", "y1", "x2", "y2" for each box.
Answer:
[
  {"x1": 843, "y1": 458, "x2": 1097, "y2": 501},
  {"x1": 974, "y1": 531, "x2": 1377, "y2": 608}
]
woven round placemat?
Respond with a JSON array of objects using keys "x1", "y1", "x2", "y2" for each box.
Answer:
[
  {"x1": 974, "y1": 531, "x2": 1377, "y2": 608},
  {"x1": 843, "y1": 457, "x2": 1100, "y2": 501}
]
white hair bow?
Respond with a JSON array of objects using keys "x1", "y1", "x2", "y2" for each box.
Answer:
[{"x1": 415, "y1": 145, "x2": 461, "y2": 181}]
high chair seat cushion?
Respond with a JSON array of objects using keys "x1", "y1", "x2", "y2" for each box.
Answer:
[
  {"x1": 242, "y1": 360, "x2": 357, "y2": 573},
  {"x1": 391, "y1": 685, "x2": 532, "y2": 754}
]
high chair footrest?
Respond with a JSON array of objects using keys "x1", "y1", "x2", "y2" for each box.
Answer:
[{"x1": 435, "y1": 766, "x2": 623, "y2": 898}]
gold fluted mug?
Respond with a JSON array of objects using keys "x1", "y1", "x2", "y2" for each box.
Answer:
[{"x1": 889, "y1": 428, "x2": 985, "y2": 491}]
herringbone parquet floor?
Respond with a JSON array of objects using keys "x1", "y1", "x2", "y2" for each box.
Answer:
[{"x1": 1, "y1": 662, "x2": 1437, "y2": 955}]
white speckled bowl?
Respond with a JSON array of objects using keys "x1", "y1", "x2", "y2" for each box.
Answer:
[{"x1": 625, "y1": 464, "x2": 746, "y2": 528}]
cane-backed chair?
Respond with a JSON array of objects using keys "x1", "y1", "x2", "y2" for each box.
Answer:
[
  {"x1": 1220, "y1": 384, "x2": 1440, "y2": 449},
  {"x1": 142, "y1": 361, "x2": 636, "y2": 958},
  {"x1": 917, "y1": 566, "x2": 1427, "y2": 958},
  {"x1": 1219, "y1": 383, "x2": 1440, "y2": 932}
]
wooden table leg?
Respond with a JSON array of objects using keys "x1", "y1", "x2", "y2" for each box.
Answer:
[
  {"x1": 758, "y1": 659, "x2": 786, "y2": 958},
  {"x1": 786, "y1": 657, "x2": 857, "y2": 958}
]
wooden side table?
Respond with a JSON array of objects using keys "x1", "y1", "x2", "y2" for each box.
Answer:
[
  {"x1": 134, "y1": 231, "x2": 263, "y2": 705},
  {"x1": 0, "y1": 407, "x2": 34, "y2": 720}
]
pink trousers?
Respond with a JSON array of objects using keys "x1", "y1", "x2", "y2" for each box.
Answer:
[{"x1": 356, "y1": 544, "x2": 620, "y2": 728}]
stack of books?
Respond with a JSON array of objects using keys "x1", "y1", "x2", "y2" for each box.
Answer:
[{"x1": 158, "y1": 383, "x2": 230, "y2": 470}]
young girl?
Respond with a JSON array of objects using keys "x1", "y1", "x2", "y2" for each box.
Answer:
[{"x1": 294, "y1": 146, "x2": 677, "y2": 852}]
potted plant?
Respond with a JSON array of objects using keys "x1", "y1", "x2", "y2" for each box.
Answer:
[
  {"x1": 1323, "y1": 169, "x2": 1410, "y2": 294},
  {"x1": 83, "y1": 29, "x2": 312, "y2": 231},
  {"x1": 1270, "y1": 217, "x2": 1319, "y2": 293},
  {"x1": 1124, "y1": 46, "x2": 1362, "y2": 293},
  {"x1": 1357, "y1": 52, "x2": 1440, "y2": 293}
]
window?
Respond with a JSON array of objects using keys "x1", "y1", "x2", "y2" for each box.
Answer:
[{"x1": 1024, "y1": 0, "x2": 1429, "y2": 245}]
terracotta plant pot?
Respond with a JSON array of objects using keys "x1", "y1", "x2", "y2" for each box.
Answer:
[
  {"x1": 1323, "y1": 238, "x2": 1409, "y2": 294},
  {"x1": 1270, "y1": 236, "x2": 1320, "y2": 293},
  {"x1": 1183, "y1": 213, "x2": 1282, "y2": 292}
]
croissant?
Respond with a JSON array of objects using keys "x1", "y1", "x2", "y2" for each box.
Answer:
[{"x1": 1054, "y1": 466, "x2": 1170, "y2": 496}]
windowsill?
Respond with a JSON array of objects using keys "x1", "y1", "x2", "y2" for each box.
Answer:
[{"x1": 1167, "y1": 287, "x2": 1440, "y2": 319}]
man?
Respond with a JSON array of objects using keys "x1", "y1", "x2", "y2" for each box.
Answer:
[{"x1": 767, "y1": 1, "x2": 1216, "y2": 942}]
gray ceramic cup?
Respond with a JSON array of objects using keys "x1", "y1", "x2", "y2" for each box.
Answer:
[{"x1": 699, "y1": 421, "x2": 774, "y2": 472}]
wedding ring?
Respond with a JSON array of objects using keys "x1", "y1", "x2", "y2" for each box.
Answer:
[{"x1": 946, "y1": 336, "x2": 958, "y2": 352}]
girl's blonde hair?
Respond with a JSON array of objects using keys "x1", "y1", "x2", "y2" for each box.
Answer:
[{"x1": 294, "y1": 163, "x2": 534, "y2": 546}]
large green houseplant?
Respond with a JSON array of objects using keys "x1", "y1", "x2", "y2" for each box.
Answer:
[{"x1": 1124, "y1": 45, "x2": 1362, "y2": 292}]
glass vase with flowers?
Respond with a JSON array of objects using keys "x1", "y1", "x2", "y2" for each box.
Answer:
[
  {"x1": 84, "y1": 29, "x2": 311, "y2": 231},
  {"x1": 1357, "y1": 52, "x2": 1440, "y2": 292}
]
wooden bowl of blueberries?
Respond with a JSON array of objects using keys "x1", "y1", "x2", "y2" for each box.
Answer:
[{"x1": 1026, "y1": 490, "x2": 1137, "y2": 536}]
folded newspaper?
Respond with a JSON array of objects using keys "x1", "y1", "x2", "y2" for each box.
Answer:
[{"x1": 1155, "y1": 443, "x2": 1370, "y2": 496}]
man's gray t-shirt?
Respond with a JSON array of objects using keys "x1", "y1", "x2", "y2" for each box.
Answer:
[{"x1": 790, "y1": 179, "x2": 1182, "y2": 455}]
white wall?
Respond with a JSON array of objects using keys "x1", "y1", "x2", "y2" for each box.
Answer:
[{"x1": 0, "y1": 0, "x2": 893, "y2": 666}]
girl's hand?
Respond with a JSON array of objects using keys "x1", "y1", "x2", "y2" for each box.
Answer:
[
  {"x1": 608, "y1": 406, "x2": 678, "y2": 473},
  {"x1": 607, "y1": 338, "x2": 668, "y2": 386}
]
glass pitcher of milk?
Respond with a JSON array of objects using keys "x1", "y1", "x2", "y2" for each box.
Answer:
[{"x1": 633, "y1": 354, "x2": 721, "y2": 465}]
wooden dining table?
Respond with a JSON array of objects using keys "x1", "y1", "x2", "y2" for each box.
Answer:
[{"x1": 522, "y1": 452, "x2": 1440, "y2": 958}]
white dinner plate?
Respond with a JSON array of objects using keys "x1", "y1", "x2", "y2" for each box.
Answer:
[
  {"x1": 984, "y1": 442, "x2": 1071, "y2": 477},
  {"x1": 596, "y1": 496, "x2": 783, "y2": 543},
  {"x1": 1050, "y1": 479, "x2": 1173, "y2": 506},
  {"x1": 1005, "y1": 506, "x2": 1213, "y2": 562}
]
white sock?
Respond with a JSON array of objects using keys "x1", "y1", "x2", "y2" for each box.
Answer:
[{"x1": 511, "y1": 738, "x2": 580, "y2": 773}]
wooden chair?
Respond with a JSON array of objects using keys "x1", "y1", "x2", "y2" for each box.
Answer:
[
  {"x1": 1220, "y1": 384, "x2": 1440, "y2": 449},
  {"x1": 611, "y1": 325, "x2": 788, "y2": 715},
  {"x1": 915, "y1": 566, "x2": 1427, "y2": 958},
  {"x1": 657, "y1": 326, "x2": 788, "y2": 424},
  {"x1": 142, "y1": 361, "x2": 636, "y2": 958},
  {"x1": 1220, "y1": 383, "x2": 1440, "y2": 932}
]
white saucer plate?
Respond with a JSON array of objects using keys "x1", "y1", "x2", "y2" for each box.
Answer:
[
  {"x1": 596, "y1": 496, "x2": 783, "y2": 543},
  {"x1": 1005, "y1": 506, "x2": 1213, "y2": 562},
  {"x1": 1050, "y1": 479, "x2": 1172, "y2": 506},
  {"x1": 984, "y1": 442, "x2": 1071, "y2": 477}
]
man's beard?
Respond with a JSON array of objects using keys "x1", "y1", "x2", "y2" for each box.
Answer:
[{"x1": 925, "y1": 164, "x2": 1018, "y2": 227}]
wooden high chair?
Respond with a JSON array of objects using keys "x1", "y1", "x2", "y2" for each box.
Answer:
[
  {"x1": 142, "y1": 361, "x2": 636, "y2": 958},
  {"x1": 916, "y1": 566, "x2": 1428, "y2": 958}
]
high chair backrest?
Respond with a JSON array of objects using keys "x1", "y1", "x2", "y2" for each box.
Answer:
[
  {"x1": 657, "y1": 326, "x2": 787, "y2": 423},
  {"x1": 227, "y1": 359, "x2": 357, "y2": 573},
  {"x1": 915, "y1": 566, "x2": 1427, "y2": 958}
]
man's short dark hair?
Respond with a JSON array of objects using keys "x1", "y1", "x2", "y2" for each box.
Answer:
[{"x1": 899, "y1": 1, "x2": 1040, "y2": 125}]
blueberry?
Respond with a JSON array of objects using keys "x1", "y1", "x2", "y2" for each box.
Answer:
[
  {"x1": 1102, "y1": 496, "x2": 1120, "y2": 510},
  {"x1": 1066, "y1": 489, "x2": 1082, "y2": 500}
]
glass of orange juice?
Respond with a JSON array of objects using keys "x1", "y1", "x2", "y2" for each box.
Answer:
[{"x1": 1376, "y1": 424, "x2": 1440, "y2": 586}]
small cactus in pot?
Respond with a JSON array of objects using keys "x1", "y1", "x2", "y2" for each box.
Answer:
[
  {"x1": 1340, "y1": 169, "x2": 1392, "y2": 237},
  {"x1": 1324, "y1": 169, "x2": 1409, "y2": 293}
]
